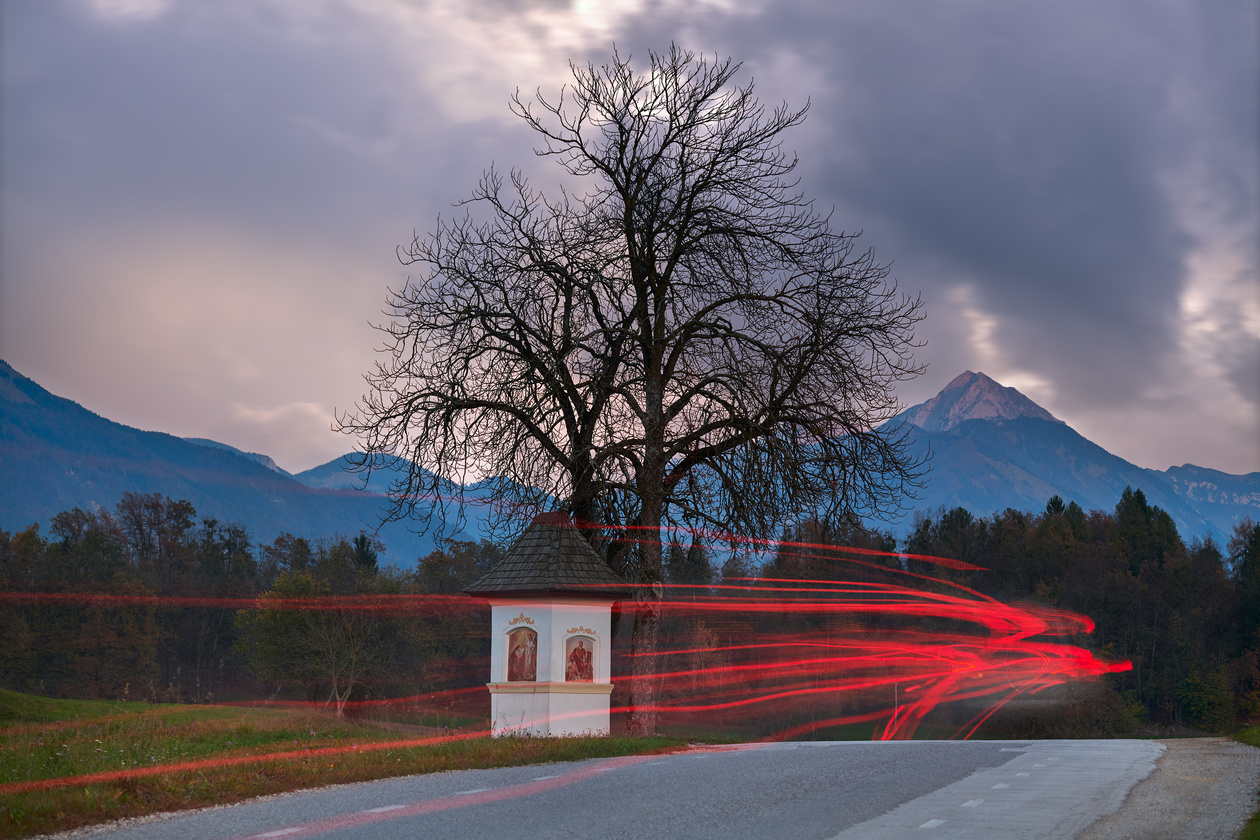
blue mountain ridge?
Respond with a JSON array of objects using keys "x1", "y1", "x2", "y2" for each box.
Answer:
[
  {"x1": 0, "y1": 360, "x2": 490, "y2": 563},
  {"x1": 878, "y1": 373, "x2": 1257, "y2": 540},
  {"x1": 2, "y1": 360, "x2": 1254, "y2": 559}
]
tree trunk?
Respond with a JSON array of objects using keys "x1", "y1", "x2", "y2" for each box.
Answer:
[
  {"x1": 625, "y1": 579, "x2": 664, "y2": 735},
  {"x1": 626, "y1": 366, "x2": 667, "y2": 736}
]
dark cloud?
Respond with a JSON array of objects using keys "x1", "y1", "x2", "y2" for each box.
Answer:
[
  {"x1": 722, "y1": 3, "x2": 1196, "y2": 391},
  {"x1": 690, "y1": 0, "x2": 1257, "y2": 467},
  {"x1": 1, "y1": 0, "x2": 1255, "y2": 472}
]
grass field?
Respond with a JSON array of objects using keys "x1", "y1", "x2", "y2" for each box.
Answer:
[
  {"x1": 0, "y1": 689, "x2": 685, "y2": 839},
  {"x1": 1233, "y1": 725, "x2": 1260, "y2": 840}
]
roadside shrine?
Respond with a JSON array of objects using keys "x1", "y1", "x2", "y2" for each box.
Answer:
[{"x1": 464, "y1": 512, "x2": 629, "y2": 736}]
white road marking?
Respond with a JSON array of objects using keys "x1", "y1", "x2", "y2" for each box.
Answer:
[
  {"x1": 531, "y1": 775, "x2": 559, "y2": 781},
  {"x1": 364, "y1": 805, "x2": 405, "y2": 813},
  {"x1": 823, "y1": 740, "x2": 1165, "y2": 839},
  {"x1": 961, "y1": 799, "x2": 983, "y2": 808},
  {"x1": 645, "y1": 761, "x2": 667, "y2": 765},
  {"x1": 254, "y1": 830, "x2": 302, "y2": 839},
  {"x1": 454, "y1": 788, "x2": 491, "y2": 795}
]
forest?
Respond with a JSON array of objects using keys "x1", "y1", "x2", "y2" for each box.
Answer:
[{"x1": 1, "y1": 488, "x2": 1256, "y2": 737}]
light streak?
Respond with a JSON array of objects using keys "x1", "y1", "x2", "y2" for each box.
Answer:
[
  {"x1": 594, "y1": 529, "x2": 1128, "y2": 741},
  {"x1": 2, "y1": 529, "x2": 1130, "y2": 796},
  {"x1": 0, "y1": 729, "x2": 493, "y2": 796},
  {"x1": 218, "y1": 754, "x2": 659, "y2": 840}
]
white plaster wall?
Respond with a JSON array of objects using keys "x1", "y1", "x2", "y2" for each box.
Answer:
[
  {"x1": 488, "y1": 597, "x2": 613, "y2": 684},
  {"x1": 549, "y1": 690, "x2": 611, "y2": 736},
  {"x1": 484, "y1": 596, "x2": 618, "y2": 736},
  {"x1": 490, "y1": 686, "x2": 612, "y2": 737},
  {"x1": 491, "y1": 690, "x2": 549, "y2": 735}
]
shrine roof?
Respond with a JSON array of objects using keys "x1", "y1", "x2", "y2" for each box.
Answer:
[{"x1": 464, "y1": 512, "x2": 630, "y2": 598}]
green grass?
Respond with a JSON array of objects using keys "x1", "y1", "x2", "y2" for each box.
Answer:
[
  {"x1": 1234, "y1": 724, "x2": 1260, "y2": 749},
  {"x1": 1233, "y1": 726, "x2": 1260, "y2": 840},
  {"x1": 0, "y1": 689, "x2": 686, "y2": 839}
]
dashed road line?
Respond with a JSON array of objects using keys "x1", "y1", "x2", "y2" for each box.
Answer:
[
  {"x1": 919, "y1": 819, "x2": 946, "y2": 829},
  {"x1": 961, "y1": 799, "x2": 983, "y2": 808}
]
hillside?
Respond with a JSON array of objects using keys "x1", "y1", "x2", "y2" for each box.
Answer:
[
  {"x1": 3, "y1": 359, "x2": 1253, "y2": 554},
  {"x1": 883, "y1": 373, "x2": 1255, "y2": 540},
  {"x1": 0, "y1": 360, "x2": 484, "y2": 562}
]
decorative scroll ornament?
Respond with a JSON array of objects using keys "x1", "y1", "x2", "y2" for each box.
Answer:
[
  {"x1": 508, "y1": 612, "x2": 536, "y2": 627},
  {"x1": 565, "y1": 626, "x2": 596, "y2": 637}
]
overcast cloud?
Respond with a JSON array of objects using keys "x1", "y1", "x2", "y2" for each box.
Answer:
[{"x1": 2, "y1": 0, "x2": 1256, "y2": 475}]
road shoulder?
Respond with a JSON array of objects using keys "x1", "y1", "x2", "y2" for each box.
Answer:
[
  {"x1": 1077, "y1": 737, "x2": 1260, "y2": 840},
  {"x1": 827, "y1": 740, "x2": 1164, "y2": 840}
]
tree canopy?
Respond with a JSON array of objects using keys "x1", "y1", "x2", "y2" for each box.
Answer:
[{"x1": 339, "y1": 45, "x2": 925, "y2": 733}]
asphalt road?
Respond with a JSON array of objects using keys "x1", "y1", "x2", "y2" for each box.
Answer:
[{"x1": 61, "y1": 740, "x2": 1165, "y2": 840}]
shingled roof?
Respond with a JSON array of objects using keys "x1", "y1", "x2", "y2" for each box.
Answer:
[{"x1": 464, "y1": 512, "x2": 629, "y2": 597}]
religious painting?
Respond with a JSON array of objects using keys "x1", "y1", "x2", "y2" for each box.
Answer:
[
  {"x1": 507, "y1": 627, "x2": 537, "y2": 682},
  {"x1": 565, "y1": 635, "x2": 594, "y2": 682}
]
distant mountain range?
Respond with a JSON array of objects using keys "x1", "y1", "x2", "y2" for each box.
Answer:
[
  {"x1": 1, "y1": 362, "x2": 1255, "y2": 564},
  {"x1": 0, "y1": 360, "x2": 488, "y2": 563},
  {"x1": 882, "y1": 371, "x2": 1258, "y2": 540}
]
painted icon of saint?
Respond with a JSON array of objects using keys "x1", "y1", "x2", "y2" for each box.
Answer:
[
  {"x1": 566, "y1": 637, "x2": 594, "y2": 682},
  {"x1": 507, "y1": 628, "x2": 537, "y2": 681}
]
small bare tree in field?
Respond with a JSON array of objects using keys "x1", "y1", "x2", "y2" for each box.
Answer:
[
  {"x1": 339, "y1": 46, "x2": 925, "y2": 735},
  {"x1": 235, "y1": 571, "x2": 396, "y2": 717}
]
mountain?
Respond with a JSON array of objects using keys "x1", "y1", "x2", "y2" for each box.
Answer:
[
  {"x1": 0, "y1": 360, "x2": 486, "y2": 563},
  {"x1": 892, "y1": 371, "x2": 1063, "y2": 431},
  {"x1": 883, "y1": 372, "x2": 1257, "y2": 541},
  {"x1": 1155, "y1": 464, "x2": 1260, "y2": 527},
  {"x1": 3, "y1": 358, "x2": 1253, "y2": 556},
  {"x1": 295, "y1": 454, "x2": 404, "y2": 492},
  {"x1": 184, "y1": 437, "x2": 289, "y2": 475}
]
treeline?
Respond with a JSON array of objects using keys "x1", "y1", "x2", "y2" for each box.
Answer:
[
  {"x1": 0, "y1": 491, "x2": 499, "y2": 710},
  {"x1": 3, "y1": 488, "x2": 1258, "y2": 733},
  {"x1": 747, "y1": 488, "x2": 1259, "y2": 732}
]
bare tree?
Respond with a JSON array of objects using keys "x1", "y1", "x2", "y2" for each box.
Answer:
[
  {"x1": 339, "y1": 45, "x2": 925, "y2": 734},
  {"x1": 235, "y1": 570, "x2": 397, "y2": 717}
]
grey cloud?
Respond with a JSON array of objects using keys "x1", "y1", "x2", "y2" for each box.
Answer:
[
  {"x1": 1, "y1": 0, "x2": 1254, "y2": 473},
  {"x1": 682, "y1": 1, "x2": 1255, "y2": 414},
  {"x1": 3, "y1": 0, "x2": 513, "y2": 241}
]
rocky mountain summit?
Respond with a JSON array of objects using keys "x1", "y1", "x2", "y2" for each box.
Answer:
[
  {"x1": 881, "y1": 371, "x2": 1255, "y2": 540},
  {"x1": 893, "y1": 370, "x2": 1063, "y2": 431}
]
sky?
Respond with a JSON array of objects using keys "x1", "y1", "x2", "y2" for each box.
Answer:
[{"x1": 2, "y1": 0, "x2": 1257, "y2": 477}]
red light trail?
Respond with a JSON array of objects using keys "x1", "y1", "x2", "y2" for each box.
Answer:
[
  {"x1": 2, "y1": 532, "x2": 1130, "y2": 794},
  {"x1": 599, "y1": 531, "x2": 1128, "y2": 740}
]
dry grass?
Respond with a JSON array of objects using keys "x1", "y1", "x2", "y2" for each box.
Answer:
[{"x1": 0, "y1": 689, "x2": 684, "y2": 838}]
